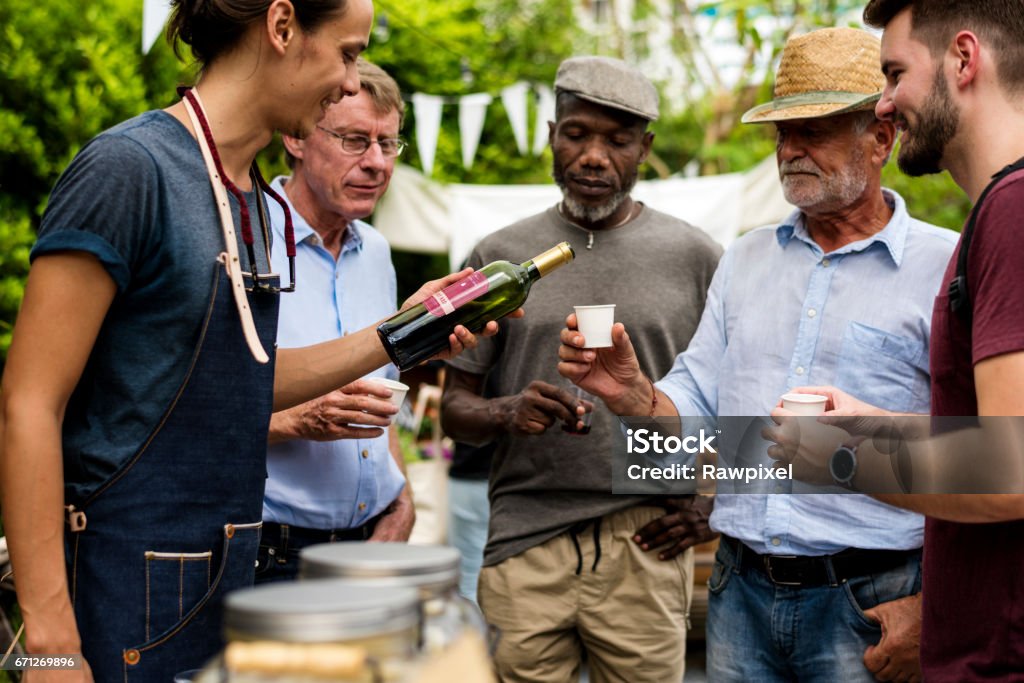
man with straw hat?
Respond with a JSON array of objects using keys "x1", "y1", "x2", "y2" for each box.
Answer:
[{"x1": 557, "y1": 27, "x2": 956, "y2": 681}]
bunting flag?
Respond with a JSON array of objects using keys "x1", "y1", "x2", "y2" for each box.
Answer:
[
  {"x1": 458, "y1": 93, "x2": 493, "y2": 170},
  {"x1": 142, "y1": 0, "x2": 173, "y2": 54},
  {"x1": 500, "y1": 82, "x2": 531, "y2": 156},
  {"x1": 412, "y1": 93, "x2": 444, "y2": 176},
  {"x1": 533, "y1": 85, "x2": 556, "y2": 156}
]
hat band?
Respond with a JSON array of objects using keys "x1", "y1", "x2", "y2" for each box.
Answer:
[{"x1": 770, "y1": 90, "x2": 880, "y2": 109}]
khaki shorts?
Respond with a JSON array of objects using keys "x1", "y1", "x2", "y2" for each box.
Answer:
[{"x1": 479, "y1": 505, "x2": 694, "y2": 683}]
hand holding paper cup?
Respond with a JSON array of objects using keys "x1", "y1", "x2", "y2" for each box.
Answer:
[
  {"x1": 781, "y1": 392, "x2": 828, "y2": 416},
  {"x1": 574, "y1": 304, "x2": 616, "y2": 348},
  {"x1": 367, "y1": 378, "x2": 410, "y2": 415}
]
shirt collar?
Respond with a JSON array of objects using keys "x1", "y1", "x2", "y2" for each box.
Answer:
[
  {"x1": 269, "y1": 175, "x2": 364, "y2": 254},
  {"x1": 775, "y1": 188, "x2": 910, "y2": 266}
]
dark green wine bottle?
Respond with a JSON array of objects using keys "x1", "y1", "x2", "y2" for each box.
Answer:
[{"x1": 377, "y1": 242, "x2": 575, "y2": 370}]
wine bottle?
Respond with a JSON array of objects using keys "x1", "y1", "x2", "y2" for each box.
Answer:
[{"x1": 377, "y1": 242, "x2": 575, "y2": 370}]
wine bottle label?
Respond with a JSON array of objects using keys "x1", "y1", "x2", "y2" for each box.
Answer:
[{"x1": 424, "y1": 271, "x2": 489, "y2": 318}]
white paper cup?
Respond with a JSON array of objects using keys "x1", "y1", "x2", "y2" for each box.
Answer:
[
  {"x1": 574, "y1": 305, "x2": 616, "y2": 348},
  {"x1": 781, "y1": 393, "x2": 827, "y2": 416},
  {"x1": 369, "y1": 378, "x2": 410, "y2": 411}
]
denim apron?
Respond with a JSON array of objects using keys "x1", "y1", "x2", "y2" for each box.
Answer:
[{"x1": 66, "y1": 260, "x2": 279, "y2": 682}]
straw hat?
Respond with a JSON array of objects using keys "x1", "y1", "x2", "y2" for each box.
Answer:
[{"x1": 741, "y1": 28, "x2": 884, "y2": 124}]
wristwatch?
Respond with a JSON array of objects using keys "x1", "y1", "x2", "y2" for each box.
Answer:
[{"x1": 829, "y1": 445, "x2": 858, "y2": 489}]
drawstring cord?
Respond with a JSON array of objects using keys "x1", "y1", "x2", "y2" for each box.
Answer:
[
  {"x1": 568, "y1": 517, "x2": 603, "y2": 575},
  {"x1": 570, "y1": 528, "x2": 584, "y2": 576}
]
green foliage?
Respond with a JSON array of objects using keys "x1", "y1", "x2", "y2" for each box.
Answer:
[
  {"x1": 0, "y1": 0, "x2": 191, "y2": 362},
  {"x1": 355, "y1": 0, "x2": 578, "y2": 185},
  {"x1": 0, "y1": 202, "x2": 34, "y2": 355},
  {"x1": 883, "y1": 157, "x2": 970, "y2": 232}
]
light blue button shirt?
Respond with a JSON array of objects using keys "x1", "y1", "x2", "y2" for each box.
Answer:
[
  {"x1": 656, "y1": 189, "x2": 958, "y2": 555},
  {"x1": 263, "y1": 176, "x2": 404, "y2": 530}
]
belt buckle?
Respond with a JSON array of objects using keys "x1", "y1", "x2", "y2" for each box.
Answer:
[{"x1": 763, "y1": 555, "x2": 802, "y2": 586}]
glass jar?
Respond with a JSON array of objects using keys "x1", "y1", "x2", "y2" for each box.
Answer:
[
  {"x1": 299, "y1": 543, "x2": 487, "y2": 654},
  {"x1": 197, "y1": 579, "x2": 421, "y2": 682}
]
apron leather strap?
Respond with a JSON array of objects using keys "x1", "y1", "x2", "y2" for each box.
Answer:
[{"x1": 181, "y1": 91, "x2": 270, "y2": 364}]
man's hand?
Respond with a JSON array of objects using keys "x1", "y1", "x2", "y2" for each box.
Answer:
[
  {"x1": 633, "y1": 496, "x2": 718, "y2": 561},
  {"x1": 782, "y1": 386, "x2": 918, "y2": 441},
  {"x1": 781, "y1": 386, "x2": 885, "y2": 417},
  {"x1": 368, "y1": 491, "x2": 416, "y2": 542},
  {"x1": 496, "y1": 380, "x2": 580, "y2": 436},
  {"x1": 863, "y1": 593, "x2": 923, "y2": 683},
  {"x1": 269, "y1": 379, "x2": 397, "y2": 444},
  {"x1": 763, "y1": 409, "x2": 852, "y2": 486},
  {"x1": 558, "y1": 315, "x2": 649, "y2": 416}
]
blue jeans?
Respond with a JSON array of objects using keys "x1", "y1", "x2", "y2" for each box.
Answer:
[
  {"x1": 447, "y1": 477, "x2": 490, "y2": 604},
  {"x1": 706, "y1": 537, "x2": 922, "y2": 682}
]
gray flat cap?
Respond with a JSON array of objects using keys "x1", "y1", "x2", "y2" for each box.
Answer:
[{"x1": 555, "y1": 56, "x2": 659, "y2": 122}]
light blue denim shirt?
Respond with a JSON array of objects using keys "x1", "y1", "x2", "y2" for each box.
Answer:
[
  {"x1": 656, "y1": 189, "x2": 958, "y2": 555},
  {"x1": 263, "y1": 176, "x2": 404, "y2": 530}
]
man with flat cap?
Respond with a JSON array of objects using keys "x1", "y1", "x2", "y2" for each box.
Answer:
[
  {"x1": 557, "y1": 29, "x2": 957, "y2": 681},
  {"x1": 441, "y1": 55, "x2": 721, "y2": 681}
]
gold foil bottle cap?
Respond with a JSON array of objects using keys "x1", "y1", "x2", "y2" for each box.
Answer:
[{"x1": 533, "y1": 241, "x2": 576, "y2": 277}]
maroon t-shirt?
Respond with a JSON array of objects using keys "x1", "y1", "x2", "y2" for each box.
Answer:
[{"x1": 925, "y1": 169, "x2": 1024, "y2": 680}]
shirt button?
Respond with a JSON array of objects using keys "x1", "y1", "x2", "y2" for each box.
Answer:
[
  {"x1": 821, "y1": 258, "x2": 831, "y2": 267},
  {"x1": 358, "y1": 502, "x2": 367, "y2": 512},
  {"x1": 807, "y1": 308, "x2": 817, "y2": 318},
  {"x1": 771, "y1": 537, "x2": 782, "y2": 547},
  {"x1": 361, "y1": 449, "x2": 369, "y2": 459},
  {"x1": 795, "y1": 366, "x2": 805, "y2": 376}
]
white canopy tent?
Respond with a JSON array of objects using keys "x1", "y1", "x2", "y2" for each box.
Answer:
[{"x1": 373, "y1": 155, "x2": 795, "y2": 270}]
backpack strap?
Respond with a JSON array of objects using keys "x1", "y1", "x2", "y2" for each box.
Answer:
[{"x1": 949, "y1": 156, "x2": 1024, "y2": 325}]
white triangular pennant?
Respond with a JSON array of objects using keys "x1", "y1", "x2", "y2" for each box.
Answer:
[
  {"x1": 143, "y1": 0, "x2": 173, "y2": 54},
  {"x1": 533, "y1": 85, "x2": 556, "y2": 156},
  {"x1": 412, "y1": 93, "x2": 444, "y2": 176},
  {"x1": 501, "y1": 82, "x2": 530, "y2": 155},
  {"x1": 458, "y1": 93, "x2": 492, "y2": 170}
]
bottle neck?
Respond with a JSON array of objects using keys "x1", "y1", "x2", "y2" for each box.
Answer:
[{"x1": 523, "y1": 261, "x2": 542, "y2": 280}]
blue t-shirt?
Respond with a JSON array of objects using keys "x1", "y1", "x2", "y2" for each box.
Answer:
[{"x1": 32, "y1": 110, "x2": 272, "y2": 503}]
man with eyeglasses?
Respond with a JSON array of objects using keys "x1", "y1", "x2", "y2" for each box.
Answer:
[{"x1": 256, "y1": 58, "x2": 414, "y2": 583}]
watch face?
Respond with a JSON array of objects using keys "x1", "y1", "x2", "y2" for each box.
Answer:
[{"x1": 831, "y1": 447, "x2": 856, "y2": 483}]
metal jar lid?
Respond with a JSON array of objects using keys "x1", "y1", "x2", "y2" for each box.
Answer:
[
  {"x1": 223, "y1": 579, "x2": 419, "y2": 643},
  {"x1": 300, "y1": 543, "x2": 460, "y2": 596}
]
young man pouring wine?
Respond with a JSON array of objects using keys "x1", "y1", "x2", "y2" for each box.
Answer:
[{"x1": 441, "y1": 56, "x2": 722, "y2": 682}]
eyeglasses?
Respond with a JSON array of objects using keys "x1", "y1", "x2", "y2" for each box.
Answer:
[{"x1": 316, "y1": 126, "x2": 407, "y2": 157}]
